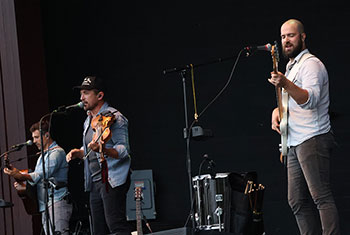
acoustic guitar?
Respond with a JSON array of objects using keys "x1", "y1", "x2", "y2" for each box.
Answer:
[
  {"x1": 271, "y1": 42, "x2": 288, "y2": 164},
  {"x1": 3, "y1": 154, "x2": 39, "y2": 215}
]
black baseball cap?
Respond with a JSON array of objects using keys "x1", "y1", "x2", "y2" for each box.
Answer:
[{"x1": 73, "y1": 76, "x2": 105, "y2": 91}]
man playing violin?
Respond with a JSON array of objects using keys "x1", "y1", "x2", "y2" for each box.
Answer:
[
  {"x1": 66, "y1": 76, "x2": 131, "y2": 235},
  {"x1": 4, "y1": 120, "x2": 72, "y2": 235}
]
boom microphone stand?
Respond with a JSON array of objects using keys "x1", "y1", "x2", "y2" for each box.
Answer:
[
  {"x1": 48, "y1": 177, "x2": 67, "y2": 235},
  {"x1": 39, "y1": 112, "x2": 54, "y2": 235},
  {"x1": 163, "y1": 48, "x2": 246, "y2": 229},
  {"x1": 180, "y1": 70, "x2": 196, "y2": 229},
  {"x1": 38, "y1": 102, "x2": 83, "y2": 234}
]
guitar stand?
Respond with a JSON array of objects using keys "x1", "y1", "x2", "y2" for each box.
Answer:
[
  {"x1": 142, "y1": 215, "x2": 153, "y2": 233},
  {"x1": 71, "y1": 202, "x2": 93, "y2": 235}
]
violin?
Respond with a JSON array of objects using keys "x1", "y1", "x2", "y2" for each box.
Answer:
[
  {"x1": 85, "y1": 110, "x2": 116, "y2": 161},
  {"x1": 88, "y1": 111, "x2": 116, "y2": 191}
]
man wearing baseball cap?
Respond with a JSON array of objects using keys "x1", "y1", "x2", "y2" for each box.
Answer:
[{"x1": 67, "y1": 76, "x2": 131, "y2": 235}]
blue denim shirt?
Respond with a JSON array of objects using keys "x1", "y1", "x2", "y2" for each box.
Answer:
[
  {"x1": 28, "y1": 141, "x2": 69, "y2": 212},
  {"x1": 82, "y1": 102, "x2": 131, "y2": 192}
]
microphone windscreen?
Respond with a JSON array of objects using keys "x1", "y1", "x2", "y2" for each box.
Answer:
[{"x1": 77, "y1": 102, "x2": 84, "y2": 109}]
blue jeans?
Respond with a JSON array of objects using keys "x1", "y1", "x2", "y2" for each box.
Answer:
[
  {"x1": 287, "y1": 132, "x2": 340, "y2": 235},
  {"x1": 90, "y1": 177, "x2": 131, "y2": 235}
]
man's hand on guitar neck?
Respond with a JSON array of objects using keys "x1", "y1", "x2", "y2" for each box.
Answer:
[
  {"x1": 271, "y1": 107, "x2": 281, "y2": 134},
  {"x1": 268, "y1": 71, "x2": 288, "y2": 88},
  {"x1": 269, "y1": 71, "x2": 309, "y2": 105},
  {"x1": 3, "y1": 166, "x2": 32, "y2": 182}
]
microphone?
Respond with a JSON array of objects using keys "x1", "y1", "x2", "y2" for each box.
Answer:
[
  {"x1": 10, "y1": 140, "x2": 33, "y2": 150},
  {"x1": 245, "y1": 43, "x2": 272, "y2": 52},
  {"x1": 53, "y1": 102, "x2": 84, "y2": 113},
  {"x1": 244, "y1": 43, "x2": 272, "y2": 56}
]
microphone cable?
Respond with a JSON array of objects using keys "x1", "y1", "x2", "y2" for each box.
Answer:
[{"x1": 188, "y1": 48, "x2": 245, "y2": 133}]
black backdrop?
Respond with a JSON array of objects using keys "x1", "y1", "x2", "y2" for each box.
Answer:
[{"x1": 37, "y1": 1, "x2": 350, "y2": 234}]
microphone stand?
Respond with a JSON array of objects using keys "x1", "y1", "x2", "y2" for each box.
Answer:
[
  {"x1": 48, "y1": 180, "x2": 57, "y2": 235},
  {"x1": 179, "y1": 70, "x2": 196, "y2": 229},
  {"x1": 163, "y1": 56, "x2": 237, "y2": 75},
  {"x1": 164, "y1": 49, "x2": 245, "y2": 230},
  {"x1": 39, "y1": 112, "x2": 54, "y2": 235},
  {"x1": 48, "y1": 178, "x2": 67, "y2": 235},
  {"x1": 164, "y1": 64, "x2": 228, "y2": 230},
  {"x1": 0, "y1": 146, "x2": 24, "y2": 159},
  {"x1": 38, "y1": 105, "x2": 82, "y2": 234}
]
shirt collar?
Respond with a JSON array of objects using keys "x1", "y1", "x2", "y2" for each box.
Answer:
[
  {"x1": 97, "y1": 102, "x2": 109, "y2": 115},
  {"x1": 48, "y1": 141, "x2": 57, "y2": 149},
  {"x1": 295, "y1": 49, "x2": 309, "y2": 62},
  {"x1": 287, "y1": 49, "x2": 309, "y2": 71},
  {"x1": 38, "y1": 141, "x2": 58, "y2": 156},
  {"x1": 86, "y1": 102, "x2": 109, "y2": 117},
  {"x1": 290, "y1": 49, "x2": 309, "y2": 65}
]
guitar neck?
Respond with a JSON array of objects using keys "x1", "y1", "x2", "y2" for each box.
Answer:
[
  {"x1": 3, "y1": 154, "x2": 12, "y2": 170},
  {"x1": 136, "y1": 199, "x2": 143, "y2": 235},
  {"x1": 271, "y1": 44, "x2": 283, "y2": 118},
  {"x1": 275, "y1": 86, "x2": 284, "y2": 118}
]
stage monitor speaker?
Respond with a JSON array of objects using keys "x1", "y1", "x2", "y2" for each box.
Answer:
[
  {"x1": 152, "y1": 227, "x2": 192, "y2": 235},
  {"x1": 152, "y1": 227, "x2": 236, "y2": 235},
  {"x1": 126, "y1": 169, "x2": 156, "y2": 221}
]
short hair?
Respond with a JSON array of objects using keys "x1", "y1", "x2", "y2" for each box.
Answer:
[{"x1": 30, "y1": 120, "x2": 50, "y2": 133}]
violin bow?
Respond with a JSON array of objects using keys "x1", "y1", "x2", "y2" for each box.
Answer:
[{"x1": 83, "y1": 126, "x2": 109, "y2": 160}]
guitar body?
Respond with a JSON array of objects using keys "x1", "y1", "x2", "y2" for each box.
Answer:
[
  {"x1": 279, "y1": 88, "x2": 288, "y2": 161},
  {"x1": 16, "y1": 170, "x2": 39, "y2": 215}
]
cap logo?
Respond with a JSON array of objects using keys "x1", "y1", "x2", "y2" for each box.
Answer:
[{"x1": 82, "y1": 77, "x2": 92, "y2": 86}]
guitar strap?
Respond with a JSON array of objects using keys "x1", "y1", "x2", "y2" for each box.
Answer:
[
  {"x1": 279, "y1": 52, "x2": 314, "y2": 156},
  {"x1": 286, "y1": 52, "x2": 314, "y2": 82},
  {"x1": 37, "y1": 145, "x2": 61, "y2": 156}
]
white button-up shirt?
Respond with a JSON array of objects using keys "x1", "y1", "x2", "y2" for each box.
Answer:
[{"x1": 286, "y1": 49, "x2": 331, "y2": 147}]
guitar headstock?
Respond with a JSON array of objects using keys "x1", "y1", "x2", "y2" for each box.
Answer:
[
  {"x1": 134, "y1": 186, "x2": 142, "y2": 201},
  {"x1": 271, "y1": 41, "x2": 280, "y2": 73},
  {"x1": 3, "y1": 154, "x2": 10, "y2": 169}
]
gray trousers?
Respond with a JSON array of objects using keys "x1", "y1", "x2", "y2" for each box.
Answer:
[
  {"x1": 287, "y1": 132, "x2": 340, "y2": 235},
  {"x1": 42, "y1": 198, "x2": 72, "y2": 235}
]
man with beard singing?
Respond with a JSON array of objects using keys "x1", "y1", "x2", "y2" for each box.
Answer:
[
  {"x1": 66, "y1": 76, "x2": 131, "y2": 235},
  {"x1": 268, "y1": 19, "x2": 340, "y2": 234}
]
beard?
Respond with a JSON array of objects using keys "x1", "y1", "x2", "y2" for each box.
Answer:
[
  {"x1": 35, "y1": 143, "x2": 42, "y2": 150},
  {"x1": 282, "y1": 36, "x2": 303, "y2": 59},
  {"x1": 83, "y1": 101, "x2": 97, "y2": 111}
]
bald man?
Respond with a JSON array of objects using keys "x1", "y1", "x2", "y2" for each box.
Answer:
[{"x1": 268, "y1": 19, "x2": 340, "y2": 235}]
